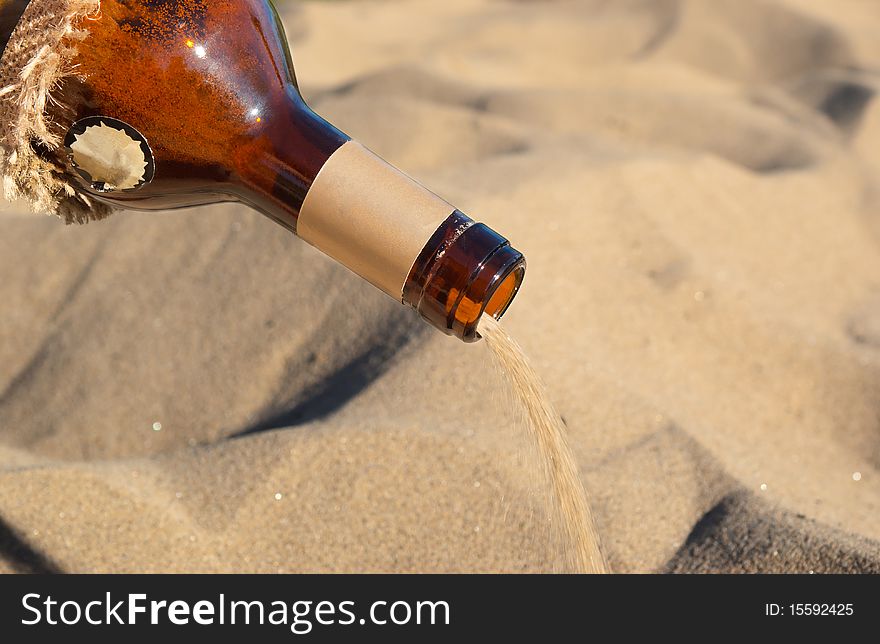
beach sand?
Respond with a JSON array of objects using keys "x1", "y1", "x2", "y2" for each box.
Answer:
[{"x1": 1, "y1": 0, "x2": 879, "y2": 572}]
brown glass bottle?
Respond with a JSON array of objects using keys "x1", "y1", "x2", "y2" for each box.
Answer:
[{"x1": 2, "y1": 0, "x2": 525, "y2": 341}]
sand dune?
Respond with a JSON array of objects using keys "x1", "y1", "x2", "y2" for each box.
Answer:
[{"x1": 1, "y1": 0, "x2": 879, "y2": 572}]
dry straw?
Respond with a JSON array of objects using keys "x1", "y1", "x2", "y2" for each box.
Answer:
[{"x1": 0, "y1": 0, "x2": 111, "y2": 223}]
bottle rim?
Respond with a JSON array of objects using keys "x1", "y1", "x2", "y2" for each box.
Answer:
[{"x1": 404, "y1": 212, "x2": 526, "y2": 342}]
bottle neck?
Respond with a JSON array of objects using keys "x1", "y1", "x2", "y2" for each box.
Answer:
[
  {"x1": 236, "y1": 89, "x2": 348, "y2": 233},
  {"x1": 244, "y1": 98, "x2": 526, "y2": 342}
]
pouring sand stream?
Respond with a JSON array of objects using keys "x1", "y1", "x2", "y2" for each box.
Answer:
[{"x1": 479, "y1": 316, "x2": 608, "y2": 574}]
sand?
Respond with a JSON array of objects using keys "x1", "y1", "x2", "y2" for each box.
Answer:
[
  {"x1": 1, "y1": 0, "x2": 880, "y2": 573},
  {"x1": 480, "y1": 315, "x2": 607, "y2": 573}
]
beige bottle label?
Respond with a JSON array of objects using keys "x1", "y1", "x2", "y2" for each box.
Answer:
[{"x1": 297, "y1": 141, "x2": 455, "y2": 300}]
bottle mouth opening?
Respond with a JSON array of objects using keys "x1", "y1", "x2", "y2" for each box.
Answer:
[
  {"x1": 452, "y1": 243, "x2": 525, "y2": 342},
  {"x1": 403, "y1": 211, "x2": 526, "y2": 343},
  {"x1": 484, "y1": 261, "x2": 526, "y2": 321}
]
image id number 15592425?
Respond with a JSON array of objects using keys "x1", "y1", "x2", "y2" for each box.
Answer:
[{"x1": 765, "y1": 603, "x2": 854, "y2": 616}]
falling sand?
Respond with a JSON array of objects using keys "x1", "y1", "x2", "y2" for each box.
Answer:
[{"x1": 479, "y1": 315, "x2": 608, "y2": 574}]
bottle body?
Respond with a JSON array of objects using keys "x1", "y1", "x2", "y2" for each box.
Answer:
[
  {"x1": 15, "y1": 0, "x2": 525, "y2": 340},
  {"x1": 53, "y1": 0, "x2": 346, "y2": 227}
]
